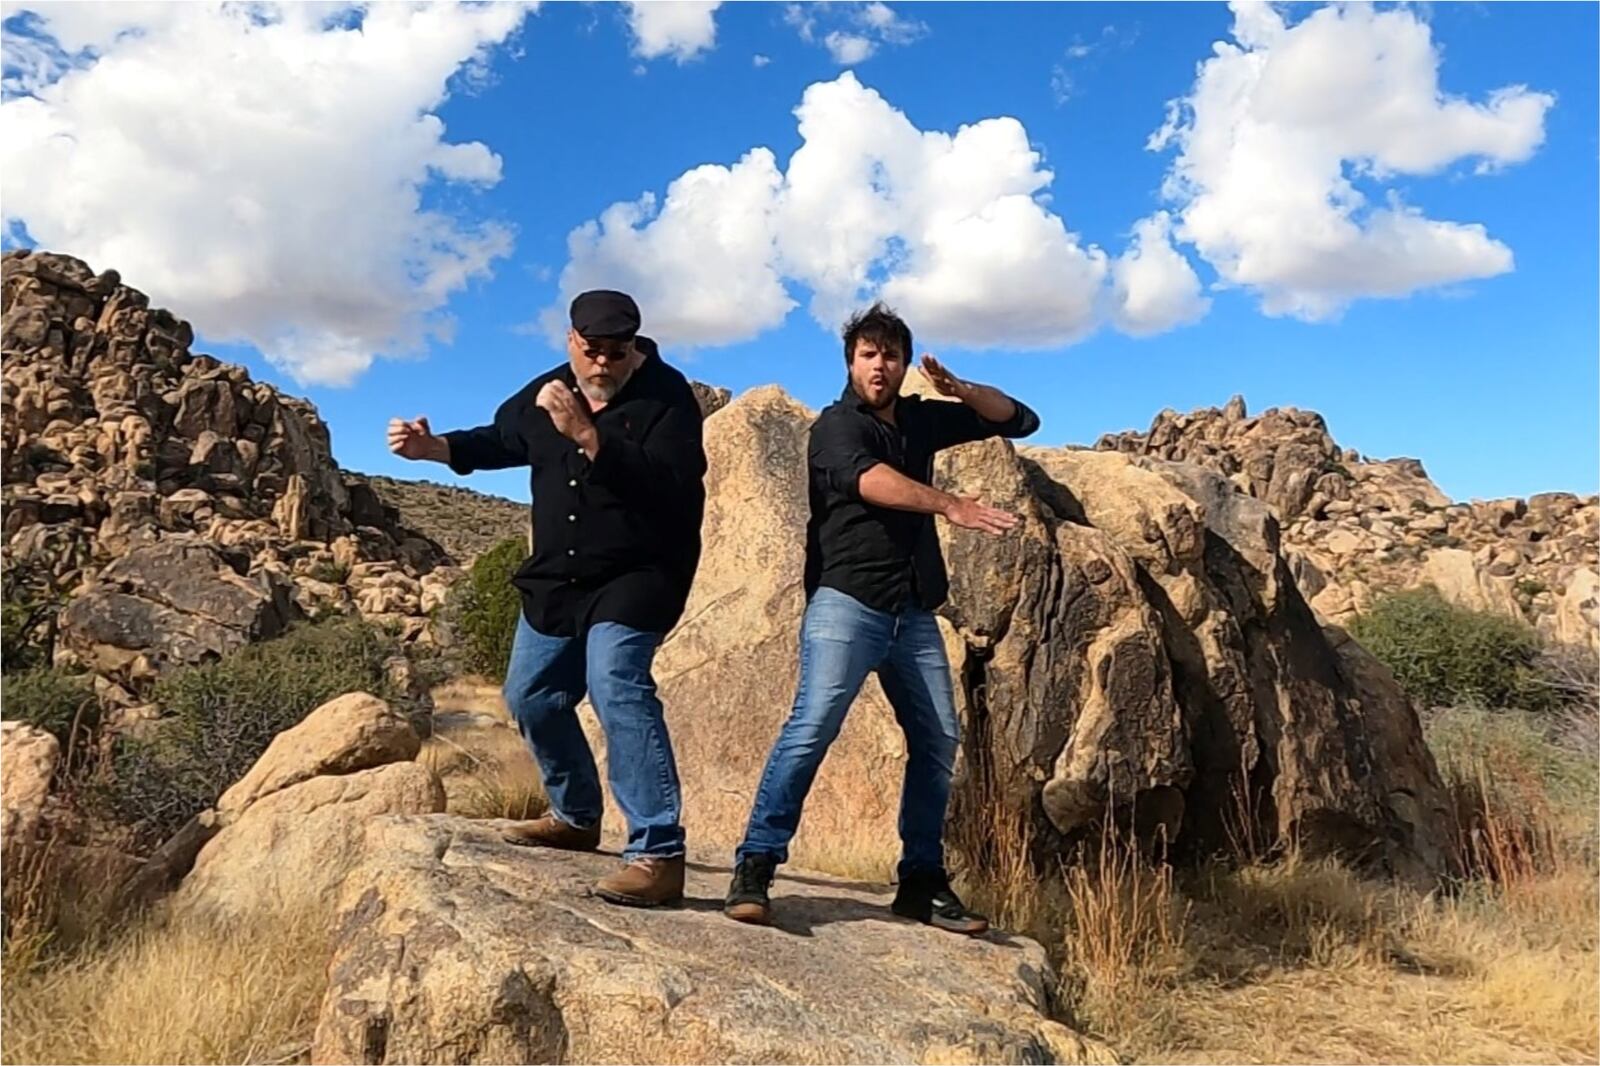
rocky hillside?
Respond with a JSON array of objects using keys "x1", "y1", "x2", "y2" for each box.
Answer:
[
  {"x1": 343, "y1": 472, "x2": 526, "y2": 565},
  {"x1": 1, "y1": 250, "x2": 459, "y2": 705},
  {"x1": 1098, "y1": 397, "x2": 1599, "y2": 649}
]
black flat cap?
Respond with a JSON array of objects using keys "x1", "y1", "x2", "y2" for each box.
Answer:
[{"x1": 570, "y1": 290, "x2": 641, "y2": 340}]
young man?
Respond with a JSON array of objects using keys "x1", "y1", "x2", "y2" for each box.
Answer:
[
  {"x1": 387, "y1": 290, "x2": 705, "y2": 907},
  {"x1": 725, "y1": 302, "x2": 1039, "y2": 933}
]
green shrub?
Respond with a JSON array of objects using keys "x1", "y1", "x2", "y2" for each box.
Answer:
[
  {"x1": 1350, "y1": 586, "x2": 1551, "y2": 712},
  {"x1": 2, "y1": 563, "x2": 61, "y2": 673},
  {"x1": 1, "y1": 667, "x2": 96, "y2": 746},
  {"x1": 306, "y1": 559, "x2": 352, "y2": 584},
  {"x1": 98, "y1": 616, "x2": 400, "y2": 842},
  {"x1": 443, "y1": 536, "x2": 525, "y2": 680}
]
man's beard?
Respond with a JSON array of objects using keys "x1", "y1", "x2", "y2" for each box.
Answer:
[
  {"x1": 854, "y1": 379, "x2": 898, "y2": 410},
  {"x1": 580, "y1": 371, "x2": 627, "y2": 403}
]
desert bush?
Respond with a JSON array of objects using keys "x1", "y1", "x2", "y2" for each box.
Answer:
[
  {"x1": 1, "y1": 666, "x2": 97, "y2": 747},
  {"x1": 2, "y1": 562, "x2": 61, "y2": 672},
  {"x1": 441, "y1": 535, "x2": 525, "y2": 679},
  {"x1": 96, "y1": 616, "x2": 398, "y2": 842},
  {"x1": 1350, "y1": 586, "x2": 1550, "y2": 710}
]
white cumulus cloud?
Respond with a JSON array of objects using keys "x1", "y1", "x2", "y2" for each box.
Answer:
[
  {"x1": 623, "y1": 1, "x2": 721, "y2": 63},
  {"x1": 1, "y1": 1, "x2": 532, "y2": 386},
  {"x1": 1110, "y1": 212, "x2": 1211, "y2": 337},
  {"x1": 545, "y1": 148, "x2": 793, "y2": 345},
  {"x1": 549, "y1": 73, "x2": 1196, "y2": 350},
  {"x1": 1151, "y1": 1, "x2": 1553, "y2": 320}
]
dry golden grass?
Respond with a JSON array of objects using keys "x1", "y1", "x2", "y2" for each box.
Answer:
[
  {"x1": 2, "y1": 901, "x2": 331, "y2": 1065},
  {"x1": 419, "y1": 679, "x2": 550, "y2": 821},
  {"x1": 788, "y1": 825, "x2": 897, "y2": 883},
  {"x1": 6, "y1": 687, "x2": 1591, "y2": 1066},
  {"x1": 936, "y1": 706, "x2": 1599, "y2": 1064}
]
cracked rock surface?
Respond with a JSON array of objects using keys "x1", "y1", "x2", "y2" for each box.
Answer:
[{"x1": 311, "y1": 815, "x2": 1116, "y2": 1066}]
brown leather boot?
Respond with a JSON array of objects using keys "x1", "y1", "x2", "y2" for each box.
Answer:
[
  {"x1": 595, "y1": 855, "x2": 685, "y2": 907},
  {"x1": 501, "y1": 814, "x2": 601, "y2": 852}
]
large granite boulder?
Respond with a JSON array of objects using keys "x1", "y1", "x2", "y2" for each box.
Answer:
[
  {"x1": 55, "y1": 536, "x2": 296, "y2": 684},
  {"x1": 310, "y1": 816, "x2": 1116, "y2": 1066},
  {"x1": 172, "y1": 693, "x2": 443, "y2": 919},
  {"x1": 217, "y1": 691, "x2": 421, "y2": 817},
  {"x1": 1, "y1": 721, "x2": 59, "y2": 852},
  {"x1": 608, "y1": 382, "x2": 1451, "y2": 883}
]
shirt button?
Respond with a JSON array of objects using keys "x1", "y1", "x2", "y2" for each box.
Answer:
[
  {"x1": 568, "y1": 479, "x2": 576, "y2": 487},
  {"x1": 567, "y1": 513, "x2": 576, "y2": 522},
  {"x1": 567, "y1": 549, "x2": 575, "y2": 557}
]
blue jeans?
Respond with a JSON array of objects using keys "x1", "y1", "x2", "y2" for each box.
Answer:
[
  {"x1": 736, "y1": 586, "x2": 961, "y2": 879},
  {"x1": 502, "y1": 616, "x2": 684, "y2": 859}
]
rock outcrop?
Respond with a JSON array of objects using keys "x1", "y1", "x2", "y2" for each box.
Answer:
[
  {"x1": 1, "y1": 721, "x2": 59, "y2": 852},
  {"x1": 310, "y1": 816, "x2": 1115, "y2": 1066},
  {"x1": 175, "y1": 692, "x2": 444, "y2": 919},
  {"x1": 1, "y1": 249, "x2": 453, "y2": 701},
  {"x1": 1097, "y1": 396, "x2": 1598, "y2": 649},
  {"x1": 582, "y1": 380, "x2": 1451, "y2": 884}
]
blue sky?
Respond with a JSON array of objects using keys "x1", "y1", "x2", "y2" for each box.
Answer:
[{"x1": 4, "y1": 1, "x2": 1595, "y2": 504}]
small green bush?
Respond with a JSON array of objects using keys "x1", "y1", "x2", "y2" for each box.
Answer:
[
  {"x1": 1, "y1": 667, "x2": 96, "y2": 745},
  {"x1": 306, "y1": 559, "x2": 352, "y2": 584},
  {"x1": 1350, "y1": 586, "x2": 1551, "y2": 712},
  {"x1": 98, "y1": 616, "x2": 400, "y2": 842},
  {"x1": 443, "y1": 536, "x2": 525, "y2": 680},
  {"x1": 2, "y1": 562, "x2": 61, "y2": 673}
]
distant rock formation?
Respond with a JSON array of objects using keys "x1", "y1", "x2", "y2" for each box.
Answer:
[
  {"x1": 1097, "y1": 396, "x2": 1599, "y2": 649},
  {"x1": 1, "y1": 249, "x2": 457, "y2": 706}
]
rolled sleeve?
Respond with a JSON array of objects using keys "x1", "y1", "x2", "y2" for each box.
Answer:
[
  {"x1": 809, "y1": 412, "x2": 883, "y2": 502},
  {"x1": 923, "y1": 395, "x2": 1040, "y2": 451}
]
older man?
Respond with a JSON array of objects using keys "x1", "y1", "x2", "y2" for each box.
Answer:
[
  {"x1": 725, "y1": 302, "x2": 1039, "y2": 933},
  {"x1": 388, "y1": 290, "x2": 705, "y2": 907}
]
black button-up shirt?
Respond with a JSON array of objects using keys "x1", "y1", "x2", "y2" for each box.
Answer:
[
  {"x1": 441, "y1": 339, "x2": 706, "y2": 637},
  {"x1": 806, "y1": 385, "x2": 1040, "y2": 614}
]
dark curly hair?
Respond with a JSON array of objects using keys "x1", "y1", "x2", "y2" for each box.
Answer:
[{"x1": 841, "y1": 301, "x2": 912, "y2": 365}]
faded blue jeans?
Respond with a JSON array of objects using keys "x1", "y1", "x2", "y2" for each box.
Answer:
[
  {"x1": 502, "y1": 616, "x2": 684, "y2": 859},
  {"x1": 736, "y1": 586, "x2": 962, "y2": 879}
]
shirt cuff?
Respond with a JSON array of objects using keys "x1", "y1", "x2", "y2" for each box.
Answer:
[
  {"x1": 841, "y1": 453, "x2": 883, "y2": 502},
  {"x1": 439, "y1": 430, "x2": 481, "y2": 476}
]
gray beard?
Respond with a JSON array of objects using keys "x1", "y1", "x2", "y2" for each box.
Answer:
[{"x1": 580, "y1": 376, "x2": 622, "y2": 404}]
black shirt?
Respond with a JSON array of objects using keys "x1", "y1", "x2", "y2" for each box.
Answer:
[
  {"x1": 441, "y1": 339, "x2": 707, "y2": 637},
  {"x1": 806, "y1": 385, "x2": 1040, "y2": 614}
]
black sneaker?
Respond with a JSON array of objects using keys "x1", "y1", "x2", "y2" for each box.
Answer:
[
  {"x1": 724, "y1": 854, "x2": 777, "y2": 925},
  {"x1": 891, "y1": 869, "x2": 990, "y2": 935}
]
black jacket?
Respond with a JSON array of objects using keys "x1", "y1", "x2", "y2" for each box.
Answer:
[
  {"x1": 442, "y1": 338, "x2": 707, "y2": 637},
  {"x1": 805, "y1": 385, "x2": 1039, "y2": 613}
]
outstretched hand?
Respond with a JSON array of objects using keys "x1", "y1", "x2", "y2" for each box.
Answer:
[
  {"x1": 943, "y1": 496, "x2": 1019, "y2": 536},
  {"x1": 919, "y1": 353, "x2": 968, "y2": 399}
]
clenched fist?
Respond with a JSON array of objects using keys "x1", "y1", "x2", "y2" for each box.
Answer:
[
  {"x1": 387, "y1": 416, "x2": 447, "y2": 463},
  {"x1": 535, "y1": 381, "x2": 597, "y2": 454}
]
